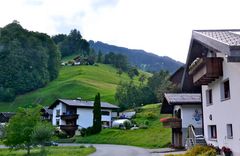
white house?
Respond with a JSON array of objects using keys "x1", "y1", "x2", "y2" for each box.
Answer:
[
  {"x1": 161, "y1": 93, "x2": 203, "y2": 147},
  {"x1": 49, "y1": 98, "x2": 119, "y2": 136},
  {"x1": 185, "y1": 30, "x2": 240, "y2": 155}
]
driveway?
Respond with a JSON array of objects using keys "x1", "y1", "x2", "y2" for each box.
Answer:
[{"x1": 59, "y1": 143, "x2": 151, "y2": 156}]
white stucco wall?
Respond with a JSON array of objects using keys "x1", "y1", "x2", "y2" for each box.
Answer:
[
  {"x1": 174, "y1": 105, "x2": 202, "y2": 128},
  {"x1": 202, "y1": 53, "x2": 240, "y2": 155},
  {"x1": 76, "y1": 108, "x2": 112, "y2": 128},
  {"x1": 77, "y1": 108, "x2": 93, "y2": 128}
]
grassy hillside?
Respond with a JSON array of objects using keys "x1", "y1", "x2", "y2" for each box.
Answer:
[
  {"x1": 0, "y1": 64, "x2": 150, "y2": 112},
  {"x1": 76, "y1": 104, "x2": 171, "y2": 148}
]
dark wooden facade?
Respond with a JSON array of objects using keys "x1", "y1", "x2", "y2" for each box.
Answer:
[
  {"x1": 60, "y1": 125, "x2": 78, "y2": 136},
  {"x1": 189, "y1": 57, "x2": 223, "y2": 85}
]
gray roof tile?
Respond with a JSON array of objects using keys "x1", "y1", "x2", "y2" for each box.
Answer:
[
  {"x1": 59, "y1": 99, "x2": 119, "y2": 109},
  {"x1": 164, "y1": 93, "x2": 201, "y2": 104},
  {"x1": 195, "y1": 30, "x2": 240, "y2": 46}
]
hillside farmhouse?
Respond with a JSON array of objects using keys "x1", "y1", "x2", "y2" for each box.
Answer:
[{"x1": 49, "y1": 98, "x2": 119, "y2": 136}]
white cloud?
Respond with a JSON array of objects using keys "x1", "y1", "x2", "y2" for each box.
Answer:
[{"x1": 1, "y1": 0, "x2": 240, "y2": 62}]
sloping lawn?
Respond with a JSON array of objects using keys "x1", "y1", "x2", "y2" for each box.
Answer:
[
  {"x1": 76, "y1": 104, "x2": 171, "y2": 148},
  {"x1": 0, "y1": 146, "x2": 95, "y2": 156},
  {"x1": 0, "y1": 64, "x2": 150, "y2": 112}
]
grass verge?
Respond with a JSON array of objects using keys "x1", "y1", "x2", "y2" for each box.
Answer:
[
  {"x1": 76, "y1": 104, "x2": 171, "y2": 148},
  {"x1": 0, "y1": 146, "x2": 96, "y2": 156}
]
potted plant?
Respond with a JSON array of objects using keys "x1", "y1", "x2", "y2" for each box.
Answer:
[{"x1": 222, "y1": 146, "x2": 232, "y2": 156}]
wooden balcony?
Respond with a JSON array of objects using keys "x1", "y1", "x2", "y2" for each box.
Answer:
[
  {"x1": 189, "y1": 57, "x2": 223, "y2": 85},
  {"x1": 60, "y1": 114, "x2": 78, "y2": 120},
  {"x1": 60, "y1": 125, "x2": 78, "y2": 131},
  {"x1": 160, "y1": 117, "x2": 182, "y2": 128}
]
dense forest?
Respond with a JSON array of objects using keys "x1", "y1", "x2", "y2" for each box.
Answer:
[{"x1": 0, "y1": 21, "x2": 60, "y2": 102}]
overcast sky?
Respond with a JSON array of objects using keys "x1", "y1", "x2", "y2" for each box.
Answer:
[{"x1": 1, "y1": 0, "x2": 240, "y2": 62}]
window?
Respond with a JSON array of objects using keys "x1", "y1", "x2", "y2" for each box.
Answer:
[
  {"x1": 208, "y1": 125, "x2": 217, "y2": 139},
  {"x1": 56, "y1": 109, "x2": 60, "y2": 116},
  {"x1": 227, "y1": 124, "x2": 233, "y2": 139},
  {"x1": 206, "y1": 89, "x2": 213, "y2": 105},
  {"x1": 221, "y1": 79, "x2": 230, "y2": 100},
  {"x1": 56, "y1": 119, "x2": 60, "y2": 126},
  {"x1": 101, "y1": 111, "x2": 110, "y2": 116}
]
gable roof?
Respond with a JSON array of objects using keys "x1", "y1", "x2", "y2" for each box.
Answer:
[
  {"x1": 164, "y1": 93, "x2": 201, "y2": 104},
  {"x1": 181, "y1": 29, "x2": 240, "y2": 92},
  {"x1": 161, "y1": 93, "x2": 201, "y2": 114},
  {"x1": 42, "y1": 107, "x2": 53, "y2": 115},
  {"x1": 49, "y1": 99, "x2": 119, "y2": 110},
  {"x1": 193, "y1": 30, "x2": 240, "y2": 53},
  {"x1": 169, "y1": 66, "x2": 185, "y2": 86},
  {"x1": 0, "y1": 112, "x2": 15, "y2": 123}
]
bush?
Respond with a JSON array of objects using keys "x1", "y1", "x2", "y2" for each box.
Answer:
[
  {"x1": 185, "y1": 145, "x2": 216, "y2": 156},
  {"x1": 79, "y1": 145, "x2": 86, "y2": 148},
  {"x1": 123, "y1": 120, "x2": 132, "y2": 130},
  {"x1": 199, "y1": 148, "x2": 217, "y2": 156},
  {"x1": 144, "y1": 112, "x2": 156, "y2": 119},
  {"x1": 144, "y1": 120, "x2": 149, "y2": 126},
  {"x1": 55, "y1": 129, "x2": 68, "y2": 139},
  {"x1": 80, "y1": 127, "x2": 95, "y2": 136}
]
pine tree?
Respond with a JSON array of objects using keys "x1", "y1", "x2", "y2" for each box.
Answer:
[
  {"x1": 92, "y1": 93, "x2": 102, "y2": 134},
  {"x1": 97, "y1": 50, "x2": 103, "y2": 63}
]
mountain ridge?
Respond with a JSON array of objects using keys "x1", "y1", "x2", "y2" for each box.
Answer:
[{"x1": 89, "y1": 40, "x2": 183, "y2": 73}]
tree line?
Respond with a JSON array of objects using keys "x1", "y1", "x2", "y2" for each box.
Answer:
[
  {"x1": 115, "y1": 70, "x2": 178, "y2": 110},
  {"x1": 0, "y1": 21, "x2": 61, "y2": 102}
]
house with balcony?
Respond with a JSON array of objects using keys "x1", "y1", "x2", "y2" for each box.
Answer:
[
  {"x1": 185, "y1": 29, "x2": 240, "y2": 155},
  {"x1": 49, "y1": 98, "x2": 119, "y2": 136},
  {"x1": 161, "y1": 93, "x2": 203, "y2": 147},
  {"x1": 160, "y1": 64, "x2": 204, "y2": 148}
]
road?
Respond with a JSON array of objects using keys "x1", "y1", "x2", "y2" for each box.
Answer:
[
  {"x1": 59, "y1": 143, "x2": 152, "y2": 156},
  {"x1": 0, "y1": 143, "x2": 185, "y2": 156}
]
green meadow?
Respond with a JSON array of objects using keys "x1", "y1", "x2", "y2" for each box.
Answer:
[{"x1": 0, "y1": 64, "x2": 149, "y2": 112}]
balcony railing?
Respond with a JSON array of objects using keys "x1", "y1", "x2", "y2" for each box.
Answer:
[
  {"x1": 60, "y1": 125, "x2": 78, "y2": 131},
  {"x1": 189, "y1": 57, "x2": 223, "y2": 85},
  {"x1": 60, "y1": 114, "x2": 78, "y2": 120},
  {"x1": 160, "y1": 117, "x2": 182, "y2": 128}
]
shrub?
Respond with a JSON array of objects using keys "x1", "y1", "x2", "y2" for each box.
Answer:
[
  {"x1": 55, "y1": 129, "x2": 68, "y2": 139},
  {"x1": 80, "y1": 128, "x2": 86, "y2": 137},
  {"x1": 185, "y1": 145, "x2": 216, "y2": 156},
  {"x1": 144, "y1": 120, "x2": 149, "y2": 126},
  {"x1": 123, "y1": 120, "x2": 132, "y2": 130},
  {"x1": 79, "y1": 145, "x2": 86, "y2": 148},
  {"x1": 199, "y1": 148, "x2": 217, "y2": 156},
  {"x1": 144, "y1": 112, "x2": 156, "y2": 119}
]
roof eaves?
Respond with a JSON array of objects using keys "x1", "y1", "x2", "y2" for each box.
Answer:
[{"x1": 192, "y1": 31, "x2": 231, "y2": 55}]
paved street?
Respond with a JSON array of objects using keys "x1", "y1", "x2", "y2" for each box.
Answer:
[
  {"x1": 0, "y1": 143, "x2": 186, "y2": 156},
  {"x1": 59, "y1": 144, "x2": 151, "y2": 156}
]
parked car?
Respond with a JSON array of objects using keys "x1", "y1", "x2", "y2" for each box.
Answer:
[
  {"x1": 44, "y1": 141, "x2": 58, "y2": 146},
  {"x1": 112, "y1": 119, "x2": 131, "y2": 128}
]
